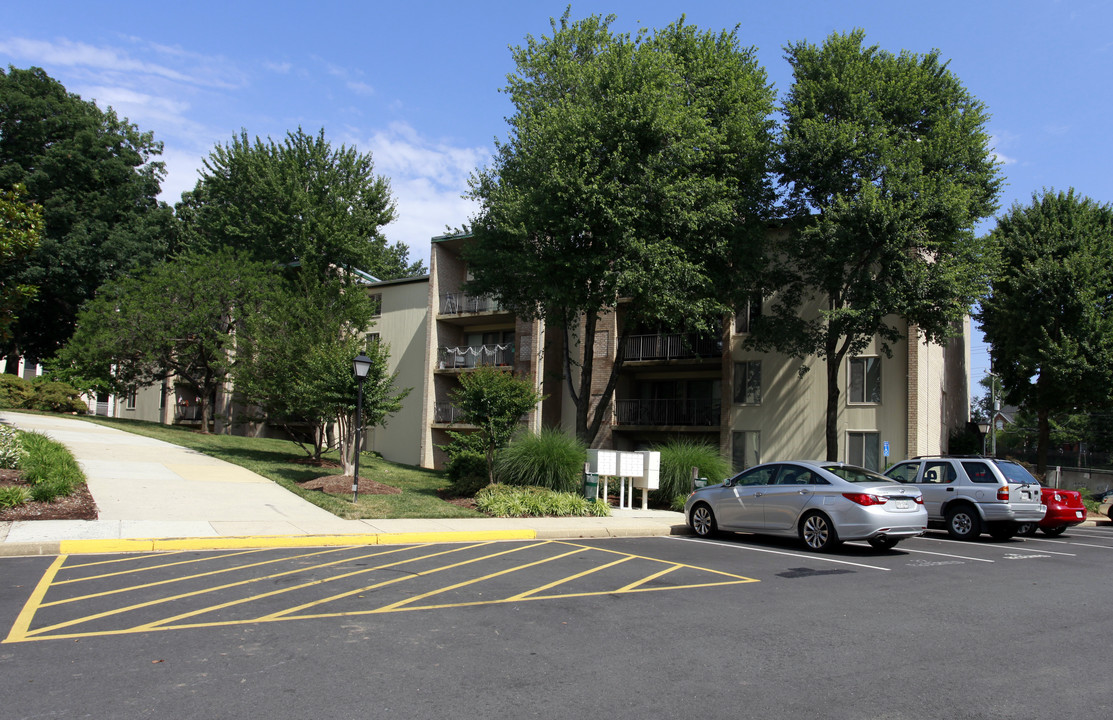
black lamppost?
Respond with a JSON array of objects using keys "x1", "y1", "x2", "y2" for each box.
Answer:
[{"x1": 351, "y1": 354, "x2": 372, "y2": 502}]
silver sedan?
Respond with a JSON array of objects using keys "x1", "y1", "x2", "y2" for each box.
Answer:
[{"x1": 684, "y1": 460, "x2": 928, "y2": 551}]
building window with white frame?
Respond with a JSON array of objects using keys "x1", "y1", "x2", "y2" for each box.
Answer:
[
  {"x1": 848, "y1": 431, "x2": 880, "y2": 471},
  {"x1": 733, "y1": 361, "x2": 761, "y2": 405},
  {"x1": 849, "y1": 356, "x2": 881, "y2": 404},
  {"x1": 369, "y1": 293, "x2": 382, "y2": 318}
]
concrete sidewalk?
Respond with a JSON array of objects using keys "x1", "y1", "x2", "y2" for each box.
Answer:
[{"x1": 0, "y1": 412, "x2": 687, "y2": 556}]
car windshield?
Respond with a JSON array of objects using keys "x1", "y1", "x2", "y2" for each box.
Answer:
[
  {"x1": 822, "y1": 465, "x2": 892, "y2": 483},
  {"x1": 994, "y1": 460, "x2": 1039, "y2": 485}
]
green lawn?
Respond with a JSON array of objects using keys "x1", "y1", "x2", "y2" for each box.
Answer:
[{"x1": 78, "y1": 416, "x2": 481, "y2": 520}]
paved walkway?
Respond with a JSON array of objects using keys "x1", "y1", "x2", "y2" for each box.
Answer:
[{"x1": 0, "y1": 412, "x2": 687, "y2": 556}]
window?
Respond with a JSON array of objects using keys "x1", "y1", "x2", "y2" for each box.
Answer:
[
  {"x1": 369, "y1": 293, "x2": 382, "y2": 318},
  {"x1": 732, "y1": 431, "x2": 760, "y2": 472},
  {"x1": 731, "y1": 463, "x2": 776, "y2": 486},
  {"x1": 961, "y1": 461, "x2": 997, "y2": 484},
  {"x1": 733, "y1": 361, "x2": 761, "y2": 404},
  {"x1": 847, "y1": 432, "x2": 880, "y2": 471},
  {"x1": 367, "y1": 332, "x2": 381, "y2": 345},
  {"x1": 776, "y1": 465, "x2": 821, "y2": 486},
  {"x1": 125, "y1": 390, "x2": 137, "y2": 411},
  {"x1": 886, "y1": 462, "x2": 919, "y2": 483},
  {"x1": 924, "y1": 461, "x2": 957, "y2": 484},
  {"x1": 849, "y1": 357, "x2": 881, "y2": 403},
  {"x1": 734, "y1": 297, "x2": 761, "y2": 333}
]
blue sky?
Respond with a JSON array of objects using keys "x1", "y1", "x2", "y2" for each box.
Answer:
[{"x1": 4, "y1": 1, "x2": 1112, "y2": 391}]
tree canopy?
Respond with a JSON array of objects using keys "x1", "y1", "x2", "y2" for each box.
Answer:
[
  {"x1": 234, "y1": 278, "x2": 409, "y2": 467},
  {"x1": 0, "y1": 66, "x2": 175, "y2": 364},
  {"x1": 465, "y1": 12, "x2": 776, "y2": 443},
  {"x1": 177, "y1": 127, "x2": 423, "y2": 282},
  {"x1": 54, "y1": 249, "x2": 274, "y2": 433},
  {"x1": 978, "y1": 189, "x2": 1113, "y2": 473},
  {"x1": 747, "y1": 30, "x2": 1002, "y2": 460},
  {"x1": 0, "y1": 184, "x2": 42, "y2": 342},
  {"x1": 451, "y1": 367, "x2": 545, "y2": 484}
]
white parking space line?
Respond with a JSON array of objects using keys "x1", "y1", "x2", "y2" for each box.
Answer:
[
  {"x1": 671, "y1": 537, "x2": 890, "y2": 571},
  {"x1": 909, "y1": 534, "x2": 1076, "y2": 557},
  {"x1": 847, "y1": 542, "x2": 994, "y2": 563},
  {"x1": 1030, "y1": 539, "x2": 1113, "y2": 551}
]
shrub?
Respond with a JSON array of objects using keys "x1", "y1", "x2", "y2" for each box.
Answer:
[
  {"x1": 0, "y1": 425, "x2": 24, "y2": 469},
  {"x1": 0, "y1": 485, "x2": 30, "y2": 509},
  {"x1": 475, "y1": 484, "x2": 609, "y2": 517},
  {"x1": 0, "y1": 374, "x2": 33, "y2": 409},
  {"x1": 27, "y1": 380, "x2": 88, "y2": 414},
  {"x1": 440, "y1": 430, "x2": 491, "y2": 496},
  {"x1": 493, "y1": 428, "x2": 586, "y2": 493},
  {"x1": 19, "y1": 432, "x2": 85, "y2": 500},
  {"x1": 653, "y1": 439, "x2": 731, "y2": 506}
]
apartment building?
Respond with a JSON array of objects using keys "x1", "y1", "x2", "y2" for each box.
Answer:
[{"x1": 369, "y1": 232, "x2": 970, "y2": 473}]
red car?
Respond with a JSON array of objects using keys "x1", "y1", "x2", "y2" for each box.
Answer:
[{"x1": 1017, "y1": 486, "x2": 1087, "y2": 536}]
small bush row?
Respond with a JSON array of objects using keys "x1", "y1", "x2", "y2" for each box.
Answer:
[
  {"x1": 0, "y1": 375, "x2": 88, "y2": 414},
  {"x1": 475, "y1": 484, "x2": 610, "y2": 518},
  {"x1": 0, "y1": 430, "x2": 87, "y2": 506}
]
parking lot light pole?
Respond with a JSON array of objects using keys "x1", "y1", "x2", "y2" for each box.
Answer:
[{"x1": 352, "y1": 354, "x2": 372, "y2": 503}]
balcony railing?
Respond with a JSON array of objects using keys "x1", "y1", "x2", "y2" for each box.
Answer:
[
  {"x1": 434, "y1": 402, "x2": 467, "y2": 424},
  {"x1": 614, "y1": 398, "x2": 719, "y2": 426},
  {"x1": 437, "y1": 344, "x2": 515, "y2": 369},
  {"x1": 439, "y1": 292, "x2": 504, "y2": 315},
  {"x1": 621, "y1": 333, "x2": 722, "y2": 362}
]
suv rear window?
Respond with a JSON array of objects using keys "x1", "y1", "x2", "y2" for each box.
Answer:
[
  {"x1": 961, "y1": 461, "x2": 998, "y2": 484},
  {"x1": 993, "y1": 460, "x2": 1039, "y2": 485}
]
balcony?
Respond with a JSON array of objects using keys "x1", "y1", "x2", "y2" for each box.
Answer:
[
  {"x1": 437, "y1": 344, "x2": 515, "y2": 370},
  {"x1": 614, "y1": 398, "x2": 719, "y2": 427},
  {"x1": 621, "y1": 333, "x2": 722, "y2": 362},
  {"x1": 439, "y1": 291, "x2": 504, "y2": 316},
  {"x1": 434, "y1": 402, "x2": 468, "y2": 424}
]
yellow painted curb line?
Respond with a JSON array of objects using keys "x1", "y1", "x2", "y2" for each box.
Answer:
[{"x1": 57, "y1": 529, "x2": 538, "y2": 554}]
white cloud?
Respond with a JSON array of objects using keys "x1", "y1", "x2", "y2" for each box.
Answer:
[
  {"x1": 347, "y1": 80, "x2": 375, "y2": 96},
  {"x1": 989, "y1": 134, "x2": 1017, "y2": 166},
  {"x1": 361, "y1": 123, "x2": 489, "y2": 269}
]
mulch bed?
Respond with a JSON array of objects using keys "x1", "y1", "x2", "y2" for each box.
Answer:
[
  {"x1": 0, "y1": 468, "x2": 99, "y2": 521},
  {"x1": 298, "y1": 474, "x2": 401, "y2": 495}
]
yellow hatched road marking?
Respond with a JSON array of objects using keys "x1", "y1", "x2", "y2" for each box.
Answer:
[
  {"x1": 54, "y1": 549, "x2": 271, "y2": 584},
  {"x1": 4, "y1": 540, "x2": 761, "y2": 642},
  {"x1": 41, "y1": 547, "x2": 352, "y2": 607},
  {"x1": 4, "y1": 555, "x2": 66, "y2": 643},
  {"x1": 19, "y1": 543, "x2": 437, "y2": 639}
]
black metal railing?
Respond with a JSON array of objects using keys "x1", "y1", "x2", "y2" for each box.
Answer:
[
  {"x1": 439, "y1": 292, "x2": 504, "y2": 315},
  {"x1": 434, "y1": 402, "x2": 467, "y2": 424},
  {"x1": 614, "y1": 398, "x2": 719, "y2": 426},
  {"x1": 621, "y1": 333, "x2": 722, "y2": 362},
  {"x1": 437, "y1": 344, "x2": 515, "y2": 369}
]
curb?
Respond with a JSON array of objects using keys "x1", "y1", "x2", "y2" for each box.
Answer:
[{"x1": 0, "y1": 524, "x2": 690, "y2": 557}]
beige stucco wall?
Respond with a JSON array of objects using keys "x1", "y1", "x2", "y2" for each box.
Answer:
[{"x1": 366, "y1": 277, "x2": 429, "y2": 467}]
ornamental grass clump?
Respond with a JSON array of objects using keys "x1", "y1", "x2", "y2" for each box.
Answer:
[
  {"x1": 654, "y1": 439, "x2": 731, "y2": 507},
  {"x1": 18, "y1": 431, "x2": 86, "y2": 502},
  {"x1": 493, "y1": 428, "x2": 585, "y2": 494}
]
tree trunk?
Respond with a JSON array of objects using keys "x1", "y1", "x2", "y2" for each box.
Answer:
[
  {"x1": 1036, "y1": 407, "x2": 1050, "y2": 476},
  {"x1": 573, "y1": 312, "x2": 597, "y2": 445}
]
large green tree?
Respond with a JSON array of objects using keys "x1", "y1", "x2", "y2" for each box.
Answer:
[
  {"x1": 234, "y1": 278, "x2": 409, "y2": 468},
  {"x1": 748, "y1": 30, "x2": 1002, "y2": 460},
  {"x1": 979, "y1": 189, "x2": 1113, "y2": 473},
  {"x1": 178, "y1": 127, "x2": 423, "y2": 282},
  {"x1": 466, "y1": 12, "x2": 776, "y2": 444},
  {"x1": 0, "y1": 66, "x2": 174, "y2": 364},
  {"x1": 0, "y1": 184, "x2": 42, "y2": 342},
  {"x1": 55, "y1": 249, "x2": 274, "y2": 433}
]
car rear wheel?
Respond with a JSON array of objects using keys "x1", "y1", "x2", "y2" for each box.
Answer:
[
  {"x1": 945, "y1": 505, "x2": 981, "y2": 540},
  {"x1": 867, "y1": 536, "x2": 899, "y2": 551},
  {"x1": 1015, "y1": 522, "x2": 1038, "y2": 536},
  {"x1": 1040, "y1": 525, "x2": 1067, "y2": 537},
  {"x1": 689, "y1": 503, "x2": 718, "y2": 538},
  {"x1": 799, "y1": 512, "x2": 839, "y2": 552}
]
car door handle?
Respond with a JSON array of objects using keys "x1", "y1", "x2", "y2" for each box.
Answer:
[
  {"x1": 798, "y1": 489, "x2": 811, "y2": 495},
  {"x1": 754, "y1": 491, "x2": 765, "y2": 497},
  {"x1": 945, "y1": 487, "x2": 954, "y2": 492}
]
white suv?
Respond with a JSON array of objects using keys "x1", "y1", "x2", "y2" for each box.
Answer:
[{"x1": 884, "y1": 456, "x2": 1046, "y2": 540}]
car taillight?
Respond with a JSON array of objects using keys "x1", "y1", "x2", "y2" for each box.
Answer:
[
  {"x1": 914, "y1": 495, "x2": 924, "y2": 504},
  {"x1": 997, "y1": 486, "x2": 1009, "y2": 501},
  {"x1": 843, "y1": 493, "x2": 886, "y2": 506}
]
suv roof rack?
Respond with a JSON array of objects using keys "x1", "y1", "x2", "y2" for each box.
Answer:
[{"x1": 911, "y1": 454, "x2": 991, "y2": 460}]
